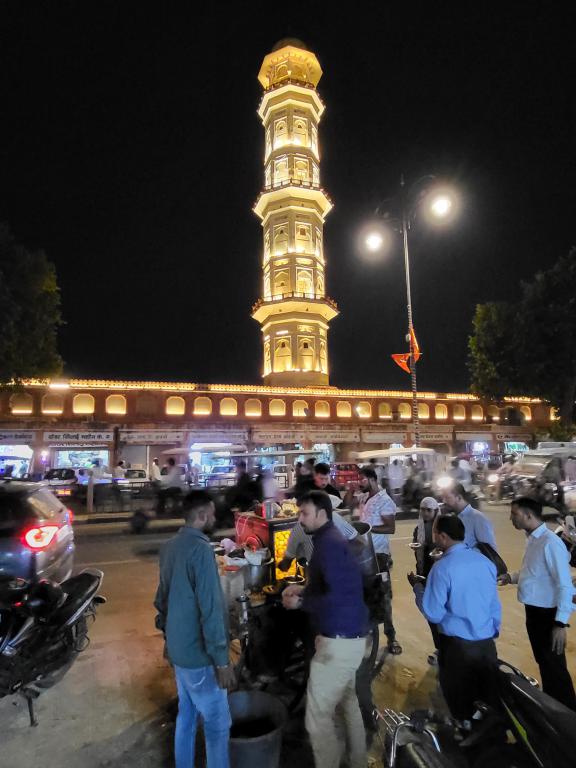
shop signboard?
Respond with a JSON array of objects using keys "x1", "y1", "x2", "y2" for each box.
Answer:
[
  {"x1": 418, "y1": 430, "x2": 454, "y2": 443},
  {"x1": 252, "y1": 426, "x2": 360, "y2": 444},
  {"x1": 455, "y1": 432, "x2": 494, "y2": 442},
  {"x1": 120, "y1": 430, "x2": 185, "y2": 444},
  {"x1": 44, "y1": 431, "x2": 114, "y2": 444},
  {"x1": 361, "y1": 430, "x2": 408, "y2": 443},
  {"x1": 187, "y1": 429, "x2": 248, "y2": 444},
  {"x1": 494, "y1": 432, "x2": 532, "y2": 442},
  {"x1": 0, "y1": 431, "x2": 35, "y2": 444}
]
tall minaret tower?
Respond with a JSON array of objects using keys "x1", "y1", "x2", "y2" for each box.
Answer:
[{"x1": 252, "y1": 39, "x2": 338, "y2": 387}]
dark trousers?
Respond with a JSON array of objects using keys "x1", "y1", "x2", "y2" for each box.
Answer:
[
  {"x1": 525, "y1": 605, "x2": 576, "y2": 711},
  {"x1": 376, "y1": 553, "x2": 397, "y2": 643},
  {"x1": 437, "y1": 634, "x2": 498, "y2": 721}
]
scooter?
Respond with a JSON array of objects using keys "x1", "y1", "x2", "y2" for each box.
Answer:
[
  {"x1": 0, "y1": 567, "x2": 106, "y2": 725},
  {"x1": 379, "y1": 660, "x2": 576, "y2": 768}
]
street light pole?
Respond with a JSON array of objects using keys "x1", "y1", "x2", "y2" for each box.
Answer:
[{"x1": 400, "y1": 176, "x2": 420, "y2": 447}]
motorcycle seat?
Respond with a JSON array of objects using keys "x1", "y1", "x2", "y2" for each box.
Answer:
[
  {"x1": 399, "y1": 742, "x2": 456, "y2": 768},
  {"x1": 509, "y1": 673, "x2": 576, "y2": 748},
  {"x1": 49, "y1": 571, "x2": 102, "y2": 625},
  {"x1": 26, "y1": 580, "x2": 66, "y2": 618}
]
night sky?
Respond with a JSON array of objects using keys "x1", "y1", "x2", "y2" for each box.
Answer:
[{"x1": 1, "y1": 2, "x2": 574, "y2": 392}]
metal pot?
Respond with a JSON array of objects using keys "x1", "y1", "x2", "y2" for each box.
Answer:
[{"x1": 243, "y1": 558, "x2": 275, "y2": 592}]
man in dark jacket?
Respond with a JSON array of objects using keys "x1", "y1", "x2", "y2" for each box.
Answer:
[
  {"x1": 294, "y1": 461, "x2": 341, "y2": 500},
  {"x1": 283, "y1": 490, "x2": 368, "y2": 768},
  {"x1": 154, "y1": 490, "x2": 234, "y2": 768}
]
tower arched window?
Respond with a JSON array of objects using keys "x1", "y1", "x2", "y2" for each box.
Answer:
[
  {"x1": 166, "y1": 396, "x2": 185, "y2": 416},
  {"x1": 520, "y1": 406, "x2": 532, "y2": 422},
  {"x1": 435, "y1": 404, "x2": 448, "y2": 420},
  {"x1": 336, "y1": 401, "x2": 352, "y2": 418},
  {"x1": 453, "y1": 404, "x2": 466, "y2": 420},
  {"x1": 106, "y1": 395, "x2": 127, "y2": 416},
  {"x1": 418, "y1": 403, "x2": 430, "y2": 419},
  {"x1": 73, "y1": 394, "x2": 95, "y2": 415},
  {"x1": 42, "y1": 394, "x2": 64, "y2": 414},
  {"x1": 471, "y1": 405, "x2": 484, "y2": 421},
  {"x1": 292, "y1": 400, "x2": 308, "y2": 417},
  {"x1": 245, "y1": 399, "x2": 262, "y2": 417},
  {"x1": 487, "y1": 405, "x2": 500, "y2": 422},
  {"x1": 398, "y1": 403, "x2": 411, "y2": 419},
  {"x1": 193, "y1": 397, "x2": 212, "y2": 416},
  {"x1": 378, "y1": 403, "x2": 392, "y2": 419},
  {"x1": 10, "y1": 393, "x2": 33, "y2": 415},
  {"x1": 315, "y1": 401, "x2": 330, "y2": 418},
  {"x1": 269, "y1": 399, "x2": 286, "y2": 417},
  {"x1": 220, "y1": 398, "x2": 238, "y2": 416}
]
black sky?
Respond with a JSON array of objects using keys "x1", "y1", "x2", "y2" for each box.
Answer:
[{"x1": 1, "y1": 2, "x2": 574, "y2": 392}]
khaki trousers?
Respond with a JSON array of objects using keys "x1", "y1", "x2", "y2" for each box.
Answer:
[{"x1": 305, "y1": 635, "x2": 367, "y2": 768}]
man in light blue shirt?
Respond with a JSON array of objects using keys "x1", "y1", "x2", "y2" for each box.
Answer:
[
  {"x1": 442, "y1": 483, "x2": 497, "y2": 550},
  {"x1": 422, "y1": 514, "x2": 501, "y2": 722},
  {"x1": 500, "y1": 497, "x2": 576, "y2": 710}
]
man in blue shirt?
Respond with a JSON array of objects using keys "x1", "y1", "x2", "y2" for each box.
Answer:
[
  {"x1": 283, "y1": 490, "x2": 368, "y2": 768},
  {"x1": 422, "y1": 514, "x2": 501, "y2": 723},
  {"x1": 442, "y1": 483, "x2": 498, "y2": 550},
  {"x1": 500, "y1": 497, "x2": 576, "y2": 710},
  {"x1": 154, "y1": 491, "x2": 234, "y2": 768}
]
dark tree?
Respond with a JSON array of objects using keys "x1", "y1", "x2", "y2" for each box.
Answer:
[
  {"x1": 468, "y1": 248, "x2": 576, "y2": 425},
  {"x1": 0, "y1": 224, "x2": 63, "y2": 384}
]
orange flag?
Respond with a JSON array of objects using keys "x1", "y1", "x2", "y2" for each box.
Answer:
[{"x1": 392, "y1": 327, "x2": 422, "y2": 373}]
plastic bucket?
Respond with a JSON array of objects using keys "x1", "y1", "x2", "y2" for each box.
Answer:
[{"x1": 229, "y1": 690, "x2": 287, "y2": 768}]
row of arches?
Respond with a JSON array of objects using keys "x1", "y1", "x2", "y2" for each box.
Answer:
[{"x1": 5, "y1": 393, "x2": 538, "y2": 422}]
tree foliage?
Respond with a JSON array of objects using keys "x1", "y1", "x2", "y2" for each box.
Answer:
[
  {"x1": 468, "y1": 248, "x2": 576, "y2": 425},
  {"x1": 0, "y1": 224, "x2": 63, "y2": 384}
]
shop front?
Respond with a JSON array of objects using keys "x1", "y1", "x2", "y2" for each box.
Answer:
[
  {"x1": 0, "y1": 430, "x2": 36, "y2": 478},
  {"x1": 252, "y1": 425, "x2": 361, "y2": 464},
  {"x1": 43, "y1": 431, "x2": 115, "y2": 472},
  {"x1": 493, "y1": 429, "x2": 533, "y2": 455},
  {"x1": 455, "y1": 431, "x2": 497, "y2": 462},
  {"x1": 119, "y1": 430, "x2": 187, "y2": 474}
]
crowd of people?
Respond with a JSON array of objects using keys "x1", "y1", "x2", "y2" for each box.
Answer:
[{"x1": 153, "y1": 463, "x2": 576, "y2": 768}]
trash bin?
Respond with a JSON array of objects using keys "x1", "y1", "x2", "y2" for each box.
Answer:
[{"x1": 229, "y1": 690, "x2": 287, "y2": 768}]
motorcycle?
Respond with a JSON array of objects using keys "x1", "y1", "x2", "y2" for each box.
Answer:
[
  {"x1": 555, "y1": 514, "x2": 576, "y2": 568},
  {"x1": 0, "y1": 567, "x2": 106, "y2": 725},
  {"x1": 379, "y1": 660, "x2": 576, "y2": 768}
]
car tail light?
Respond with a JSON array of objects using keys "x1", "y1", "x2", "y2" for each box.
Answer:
[
  {"x1": 22, "y1": 525, "x2": 60, "y2": 551},
  {"x1": 67, "y1": 508, "x2": 74, "y2": 524}
]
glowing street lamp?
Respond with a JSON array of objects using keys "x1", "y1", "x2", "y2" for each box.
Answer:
[{"x1": 363, "y1": 177, "x2": 459, "y2": 447}]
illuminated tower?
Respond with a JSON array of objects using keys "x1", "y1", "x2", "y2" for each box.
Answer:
[{"x1": 252, "y1": 40, "x2": 338, "y2": 387}]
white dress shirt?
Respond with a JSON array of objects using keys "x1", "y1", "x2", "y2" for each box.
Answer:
[{"x1": 513, "y1": 523, "x2": 575, "y2": 624}]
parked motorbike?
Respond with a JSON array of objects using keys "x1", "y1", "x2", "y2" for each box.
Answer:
[
  {"x1": 555, "y1": 514, "x2": 576, "y2": 568},
  {"x1": 0, "y1": 567, "x2": 106, "y2": 725},
  {"x1": 379, "y1": 660, "x2": 576, "y2": 768}
]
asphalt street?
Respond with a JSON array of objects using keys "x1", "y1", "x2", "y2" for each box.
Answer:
[{"x1": 1, "y1": 505, "x2": 575, "y2": 767}]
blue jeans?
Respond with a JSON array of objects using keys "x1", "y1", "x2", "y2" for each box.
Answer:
[{"x1": 174, "y1": 664, "x2": 231, "y2": 768}]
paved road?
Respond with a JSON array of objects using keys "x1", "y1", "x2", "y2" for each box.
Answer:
[{"x1": 2, "y1": 506, "x2": 575, "y2": 767}]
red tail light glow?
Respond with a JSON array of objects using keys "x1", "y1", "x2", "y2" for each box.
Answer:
[
  {"x1": 67, "y1": 508, "x2": 74, "y2": 524},
  {"x1": 22, "y1": 525, "x2": 60, "y2": 550}
]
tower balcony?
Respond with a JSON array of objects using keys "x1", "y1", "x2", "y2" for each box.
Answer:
[
  {"x1": 254, "y1": 182, "x2": 333, "y2": 219},
  {"x1": 252, "y1": 292, "x2": 339, "y2": 324}
]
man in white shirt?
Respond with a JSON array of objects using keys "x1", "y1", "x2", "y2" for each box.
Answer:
[
  {"x1": 355, "y1": 466, "x2": 402, "y2": 654},
  {"x1": 500, "y1": 496, "x2": 576, "y2": 710},
  {"x1": 150, "y1": 457, "x2": 162, "y2": 484}
]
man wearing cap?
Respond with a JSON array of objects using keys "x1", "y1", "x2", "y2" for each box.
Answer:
[{"x1": 407, "y1": 497, "x2": 441, "y2": 663}]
